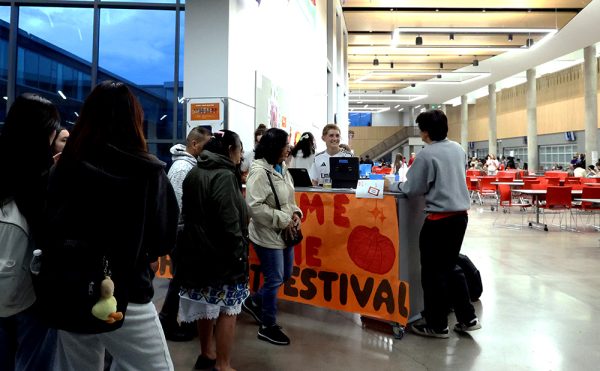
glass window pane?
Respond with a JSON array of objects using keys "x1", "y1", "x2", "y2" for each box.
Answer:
[
  {"x1": 0, "y1": 6, "x2": 8, "y2": 123},
  {"x1": 103, "y1": 0, "x2": 178, "y2": 3},
  {"x1": 16, "y1": 7, "x2": 92, "y2": 127},
  {"x1": 99, "y1": 8, "x2": 176, "y2": 140},
  {"x1": 177, "y1": 10, "x2": 184, "y2": 139}
]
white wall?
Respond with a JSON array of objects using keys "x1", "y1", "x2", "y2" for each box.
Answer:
[
  {"x1": 184, "y1": 0, "x2": 343, "y2": 153},
  {"x1": 371, "y1": 110, "x2": 402, "y2": 127}
]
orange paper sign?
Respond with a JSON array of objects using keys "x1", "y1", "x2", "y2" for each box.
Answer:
[
  {"x1": 156, "y1": 192, "x2": 409, "y2": 326},
  {"x1": 190, "y1": 103, "x2": 220, "y2": 120}
]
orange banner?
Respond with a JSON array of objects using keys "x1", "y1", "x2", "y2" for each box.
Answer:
[
  {"x1": 156, "y1": 192, "x2": 409, "y2": 326},
  {"x1": 190, "y1": 103, "x2": 220, "y2": 120}
]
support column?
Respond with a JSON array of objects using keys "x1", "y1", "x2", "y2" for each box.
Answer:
[
  {"x1": 526, "y1": 68, "x2": 538, "y2": 173},
  {"x1": 488, "y1": 83, "x2": 497, "y2": 157},
  {"x1": 584, "y1": 45, "x2": 598, "y2": 166},
  {"x1": 461, "y1": 95, "x2": 468, "y2": 152}
]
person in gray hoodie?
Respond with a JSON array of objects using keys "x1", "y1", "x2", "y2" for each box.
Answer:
[
  {"x1": 159, "y1": 126, "x2": 210, "y2": 342},
  {"x1": 390, "y1": 110, "x2": 481, "y2": 339}
]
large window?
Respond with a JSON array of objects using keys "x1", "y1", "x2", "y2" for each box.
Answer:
[
  {"x1": 16, "y1": 7, "x2": 93, "y2": 126},
  {"x1": 503, "y1": 147, "x2": 528, "y2": 168},
  {"x1": 99, "y1": 7, "x2": 177, "y2": 160},
  {"x1": 539, "y1": 144, "x2": 577, "y2": 170},
  {"x1": 0, "y1": 2, "x2": 184, "y2": 163}
]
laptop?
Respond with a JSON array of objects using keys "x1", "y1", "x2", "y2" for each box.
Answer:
[
  {"x1": 330, "y1": 157, "x2": 359, "y2": 189},
  {"x1": 288, "y1": 168, "x2": 314, "y2": 188}
]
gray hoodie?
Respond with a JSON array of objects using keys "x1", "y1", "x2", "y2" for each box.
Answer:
[{"x1": 167, "y1": 144, "x2": 197, "y2": 215}]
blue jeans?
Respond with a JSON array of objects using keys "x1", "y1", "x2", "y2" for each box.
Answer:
[
  {"x1": 0, "y1": 305, "x2": 57, "y2": 371},
  {"x1": 252, "y1": 244, "x2": 294, "y2": 327}
]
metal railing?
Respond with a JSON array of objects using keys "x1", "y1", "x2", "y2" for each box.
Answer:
[{"x1": 360, "y1": 126, "x2": 421, "y2": 159}]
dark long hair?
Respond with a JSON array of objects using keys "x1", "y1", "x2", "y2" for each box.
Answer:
[
  {"x1": 254, "y1": 128, "x2": 289, "y2": 165},
  {"x1": 62, "y1": 81, "x2": 147, "y2": 162},
  {"x1": 204, "y1": 130, "x2": 243, "y2": 190},
  {"x1": 291, "y1": 132, "x2": 315, "y2": 158},
  {"x1": 0, "y1": 93, "x2": 61, "y2": 230}
]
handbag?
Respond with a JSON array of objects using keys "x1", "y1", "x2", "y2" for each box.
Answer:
[{"x1": 265, "y1": 170, "x2": 303, "y2": 247}]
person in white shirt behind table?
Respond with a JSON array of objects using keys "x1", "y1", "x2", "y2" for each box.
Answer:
[
  {"x1": 290, "y1": 132, "x2": 315, "y2": 171},
  {"x1": 309, "y1": 124, "x2": 351, "y2": 186}
]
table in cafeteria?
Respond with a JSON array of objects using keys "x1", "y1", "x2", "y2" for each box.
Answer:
[{"x1": 515, "y1": 189, "x2": 583, "y2": 231}]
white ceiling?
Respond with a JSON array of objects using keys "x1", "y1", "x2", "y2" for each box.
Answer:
[{"x1": 343, "y1": 0, "x2": 600, "y2": 109}]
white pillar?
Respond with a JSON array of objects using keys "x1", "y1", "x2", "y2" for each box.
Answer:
[
  {"x1": 526, "y1": 68, "x2": 538, "y2": 172},
  {"x1": 584, "y1": 45, "x2": 598, "y2": 166},
  {"x1": 488, "y1": 83, "x2": 497, "y2": 157},
  {"x1": 461, "y1": 95, "x2": 468, "y2": 152}
]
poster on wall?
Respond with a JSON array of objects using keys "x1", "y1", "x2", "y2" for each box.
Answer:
[
  {"x1": 255, "y1": 71, "x2": 303, "y2": 144},
  {"x1": 186, "y1": 98, "x2": 225, "y2": 135}
]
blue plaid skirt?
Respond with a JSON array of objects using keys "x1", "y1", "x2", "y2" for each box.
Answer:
[{"x1": 180, "y1": 283, "x2": 249, "y2": 307}]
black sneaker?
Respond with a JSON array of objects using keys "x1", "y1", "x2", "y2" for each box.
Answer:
[
  {"x1": 242, "y1": 297, "x2": 262, "y2": 325},
  {"x1": 193, "y1": 354, "x2": 216, "y2": 370},
  {"x1": 454, "y1": 318, "x2": 481, "y2": 333},
  {"x1": 258, "y1": 324, "x2": 290, "y2": 345},
  {"x1": 411, "y1": 320, "x2": 449, "y2": 339}
]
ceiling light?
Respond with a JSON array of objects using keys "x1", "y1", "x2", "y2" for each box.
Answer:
[
  {"x1": 57, "y1": 90, "x2": 66, "y2": 100},
  {"x1": 526, "y1": 38, "x2": 534, "y2": 47},
  {"x1": 508, "y1": 34, "x2": 513, "y2": 42},
  {"x1": 414, "y1": 105, "x2": 422, "y2": 109},
  {"x1": 390, "y1": 62, "x2": 394, "y2": 69},
  {"x1": 415, "y1": 35, "x2": 423, "y2": 45},
  {"x1": 74, "y1": 112, "x2": 79, "y2": 117},
  {"x1": 390, "y1": 27, "x2": 557, "y2": 47},
  {"x1": 364, "y1": 104, "x2": 368, "y2": 108},
  {"x1": 373, "y1": 58, "x2": 379, "y2": 66},
  {"x1": 160, "y1": 114, "x2": 167, "y2": 120},
  {"x1": 473, "y1": 58, "x2": 479, "y2": 67},
  {"x1": 394, "y1": 104, "x2": 400, "y2": 109},
  {"x1": 399, "y1": 108, "x2": 404, "y2": 112}
]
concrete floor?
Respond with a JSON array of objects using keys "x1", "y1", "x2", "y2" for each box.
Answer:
[{"x1": 154, "y1": 208, "x2": 600, "y2": 371}]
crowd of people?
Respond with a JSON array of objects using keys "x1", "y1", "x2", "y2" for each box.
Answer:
[{"x1": 0, "y1": 80, "x2": 480, "y2": 371}]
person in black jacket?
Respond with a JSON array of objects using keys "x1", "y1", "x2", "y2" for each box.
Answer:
[
  {"x1": 40, "y1": 81, "x2": 179, "y2": 370},
  {"x1": 0, "y1": 93, "x2": 61, "y2": 371},
  {"x1": 176, "y1": 130, "x2": 248, "y2": 371}
]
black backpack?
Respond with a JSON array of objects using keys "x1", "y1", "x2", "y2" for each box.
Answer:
[{"x1": 457, "y1": 254, "x2": 483, "y2": 302}]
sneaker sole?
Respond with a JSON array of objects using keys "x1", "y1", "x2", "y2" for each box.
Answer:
[
  {"x1": 411, "y1": 327, "x2": 449, "y2": 339},
  {"x1": 242, "y1": 302, "x2": 262, "y2": 325},
  {"x1": 257, "y1": 332, "x2": 290, "y2": 345},
  {"x1": 454, "y1": 324, "x2": 482, "y2": 333}
]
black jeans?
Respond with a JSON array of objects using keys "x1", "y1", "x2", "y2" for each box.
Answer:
[{"x1": 419, "y1": 214, "x2": 476, "y2": 330}]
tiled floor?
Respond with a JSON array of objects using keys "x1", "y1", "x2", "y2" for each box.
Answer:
[{"x1": 154, "y1": 207, "x2": 600, "y2": 370}]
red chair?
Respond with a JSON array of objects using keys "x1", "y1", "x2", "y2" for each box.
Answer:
[
  {"x1": 581, "y1": 177, "x2": 600, "y2": 184},
  {"x1": 497, "y1": 171, "x2": 516, "y2": 180},
  {"x1": 545, "y1": 171, "x2": 568, "y2": 180},
  {"x1": 574, "y1": 186, "x2": 600, "y2": 229},
  {"x1": 478, "y1": 176, "x2": 498, "y2": 210},
  {"x1": 380, "y1": 167, "x2": 393, "y2": 175},
  {"x1": 466, "y1": 176, "x2": 481, "y2": 204},
  {"x1": 494, "y1": 184, "x2": 532, "y2": 228},
  {"x1": 539, "y1": 186, "x2": 575, "y2": 230},
  {"x1": 545, "y1": 177, "x2": 561, "y2": 186},
  {"x1": 466, "y1": 169, "x2": 482, "y2": 177}
]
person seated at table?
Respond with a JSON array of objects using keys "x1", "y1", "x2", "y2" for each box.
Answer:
[
  {"x1": 574, "y1": 163, "x2": 586, "y2": 178},
  {"x1": 586, "y1": 165, "x2": 597, "y2": 177}
]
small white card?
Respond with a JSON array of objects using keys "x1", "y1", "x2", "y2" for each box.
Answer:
[{"x1": 355, "y1": 180, "x2": 385, "y2": 199}]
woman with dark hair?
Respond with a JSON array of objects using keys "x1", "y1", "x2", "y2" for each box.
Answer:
[
  {"x1": 51, "y1": 126, "x2": 70, "y2": 162},
  {"x1": 242, "y1": 128, "x2": 302, "y2": 346},
  {"x1": 0, "y1": 93, "x2": 60, "y2": 371},
  {"x1": 39, "y1": 81, "x2": 179, "y2": 370},
  {"x1": 290, "y1": 132, "x2": 315, "y2": 171},
  {"x1": 176, "y1": 130, "x2": 248, "y2": 371}
]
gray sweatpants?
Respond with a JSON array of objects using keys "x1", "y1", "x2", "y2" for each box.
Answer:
[{"x1": 53, "y1": 302, "x2": 173, "y2": 371}]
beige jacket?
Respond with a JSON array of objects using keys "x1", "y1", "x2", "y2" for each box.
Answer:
[{"x1": 246, "y1": 158, "x2": 302, "y2": 249}]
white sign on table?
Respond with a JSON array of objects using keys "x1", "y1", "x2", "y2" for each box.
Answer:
[{"x1": 355, "y1": 180, "x2": 385, "y2": 199}]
